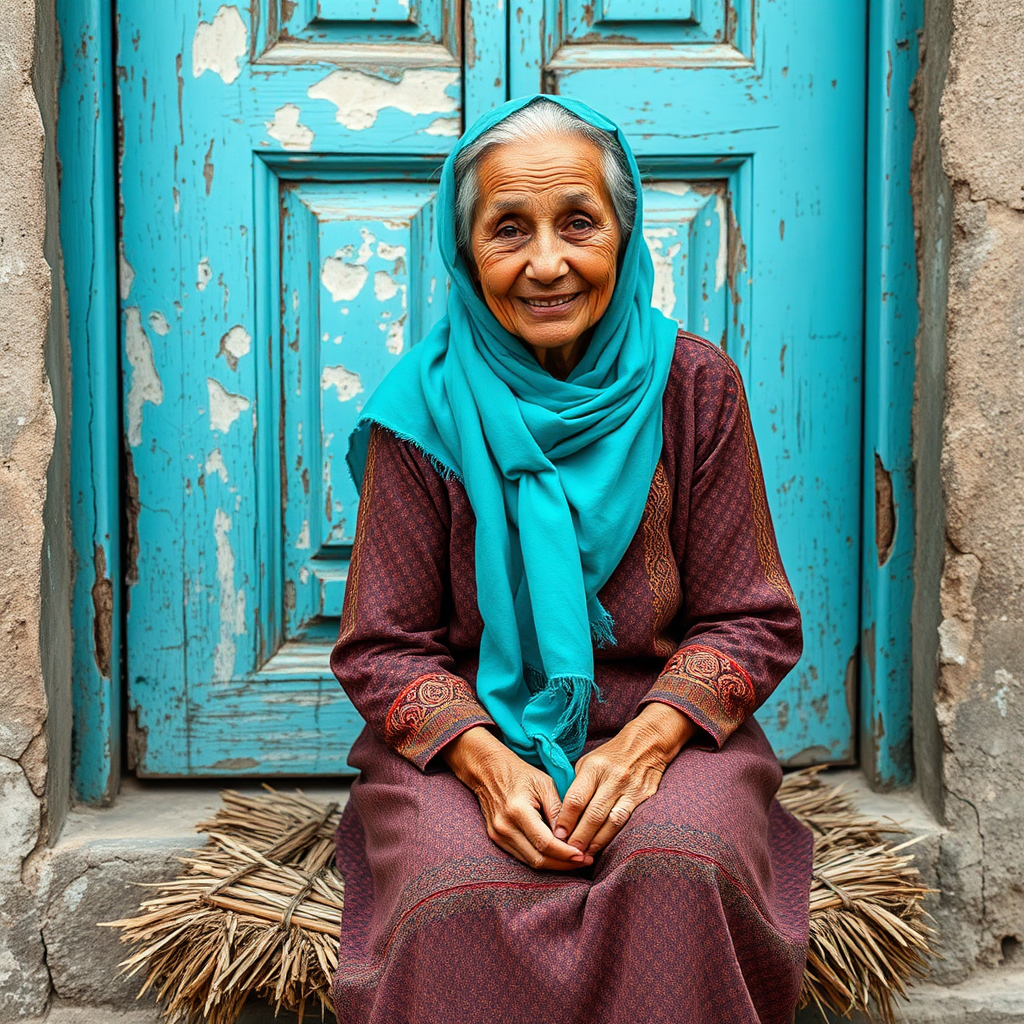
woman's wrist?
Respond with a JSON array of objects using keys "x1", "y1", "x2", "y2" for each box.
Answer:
[
  {"x1": 441, "y1": 725, "x2": 505, "y2": 786},
  {"x1": 627, "y1": 702, "x2": 696, "y2": 765}
]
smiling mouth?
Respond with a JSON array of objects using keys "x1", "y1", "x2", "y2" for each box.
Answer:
[{"x1": 518, "y1": 292, "x2": 582, "y2": 311}]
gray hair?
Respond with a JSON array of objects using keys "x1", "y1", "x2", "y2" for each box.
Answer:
[{"x1": 453, "y1": 98, "x2": 637, "y2": 265}]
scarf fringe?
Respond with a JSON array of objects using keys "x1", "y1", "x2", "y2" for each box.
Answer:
[
  {"x1": 523, "y1": 666, "x2": 601, "y2": 763},
  {"x1": 373, "y1": 423, "x2": 463, "y2": 483},
  {"x1": 590, "y1": 609, "x2": 617, "y2": 649}
]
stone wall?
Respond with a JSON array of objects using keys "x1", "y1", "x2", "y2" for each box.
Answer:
[
  {"x1": 0, "y1": 0, "x2": 68, "y2": 1015},
  {"x1": 922, "y1": 0, "x2": 1024, "y2": 979}
]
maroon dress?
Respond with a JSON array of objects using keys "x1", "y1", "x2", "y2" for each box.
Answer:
[{"x1": 329, "y1": 331, "x2": 813, "y2": 1024}]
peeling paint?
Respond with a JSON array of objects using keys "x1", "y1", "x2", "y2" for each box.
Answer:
[
  {"x1": 124, "y1": 307, "x2": 164, "y2": 447},
  {"x1": 265, "y1": 103, "x2": 314, "y2": 151},
  {"x1": 357, "y1": 229, "x2": 376, "y2": 265},
  {"x1": 119, "y1": 245, "x2": 135, "y2": 300},
  {"x1": 192, "y1": 6, "x2": 248, "y2": 85},
  {"x1": 386, "y1": 316, "x2": 406, "y2": 355},
  {"x1": 377, "y1": 240, "x2": 407, "y2": 261},
  {"x1": 91, "y1": 545, "x2": 113, "y2": 679},
  {"x1": 197, "y1": 257, "x2": 213, "y2": 291},
  {"x1": 321, "y1": 364, "x2": 364, "y2": 402},
  {"x1": 216, "y1": 324, "x2": 251, "y2": 371},
  {"x1": 296, "y1": 519, "x2": 310, "y2": 550},
  {"x1": 322, "y1": 250, "x2": 368, "y2": 302},
  {"x1": 148, "y1": 310, "x2": 170, "y2": 335},
  {"x1": 423, "y1": 116, "x2": 461, "y2": 136},
  {"x1": 307, "y1": 69, "x2": 459, "y2": 131},
  {"x1": 204, "y1": 447, "x2": 229, "y2": 483},
  {"x1": 649, "y1": 181, "x2": 692, "y2": 197},
  {"x1": 213, "y1": 508, "x2": 246, "y2": 682},
  {"x1": 374, "y1": 270, "x2": 400, "y2": 301},
  {"x1": 713, "y1": 194, "x2": 728, "y2": 291},
  {"x1": 206, "y1": 377, "x2": 250, "y2": 433},
  {"x1": 644, "y1": 226, "x2": 677, "y2": 317}
]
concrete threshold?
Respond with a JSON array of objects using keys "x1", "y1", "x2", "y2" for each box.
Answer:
[{"x1": 33, "y1": 768, "x2": 1017, "y2": 1024}]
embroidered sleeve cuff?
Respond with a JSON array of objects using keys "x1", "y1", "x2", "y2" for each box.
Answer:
[
  {"x1": 384, "y1": 672, "x2": 495, "y2": 771},
  {"x1": 639, "y1": 644, "x2": 756, "y2": 748}
]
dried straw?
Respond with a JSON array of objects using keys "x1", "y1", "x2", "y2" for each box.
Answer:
[{"x1": 103, "y1": 771, "x2": 935, "y2": 1024}]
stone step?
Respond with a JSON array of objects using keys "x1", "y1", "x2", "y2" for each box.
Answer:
[{"x1": 31, "y1": 770, "x2": 970, "y2": 1023}]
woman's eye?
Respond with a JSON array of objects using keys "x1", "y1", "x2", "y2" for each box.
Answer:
[
  {"x1": 497, "y1": 224, "x2": 520, "y2": 238},
  {"x1": 569, "y1": 218, "x2": 594, "y2": 231}
]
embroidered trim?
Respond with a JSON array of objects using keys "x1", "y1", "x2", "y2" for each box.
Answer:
[
  {"x1": 384, "y1": 672, "x2": 494, "y2": 768},
  {"x1": 641, "y1": 461, "x2": 680, "y2": 658},
  {"x1": 725, "y1": 362, "x2": 794, "y2": 600},
  {"x1": 647, "y1": 643, "x2": 755, "y2": 745}
]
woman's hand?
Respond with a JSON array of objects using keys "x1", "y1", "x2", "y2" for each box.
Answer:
[
  {"x1": 443, "y1": 726, "x2": 593, "y2": 871},
  {"x1": 553, "y1": 703, "x2": 696, "y2": 858}
]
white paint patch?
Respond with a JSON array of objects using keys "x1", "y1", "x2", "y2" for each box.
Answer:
[
  {"x1": 148, "y1": 310, "x2": 170, "y2": 335},
  {"x1": 423, "y1": 116, "x2": 460, "y2": 136},
  {"x1": 217, "y1": 324, "x2": 252, "y2": 371},
  {"x1": 649, "y1": 181, "x2": 692, "y2": 197},
  {"x1": 197, "y1": 257, "x2": 213, "y2": 291},
  {"x1": 376, "y1": 240, "x2": 407, "y2": 261},
  {"x1": 644, "y1": 227, "x2": 678, "y2": 317},
  {"x1": 322, "y1": 252, "x2": 368, "y2": 302},
  {"x1": 386, "y1": 317, "x2": 406, "y2": 355},
  {"x1": 204, "y1": 447, "x2": 229, "y2": 483},
  {"x1": 265, "y1": 103, "x2": 314, "y2": 151},
  {"x1": 213, "y1": 508, "x2": 246, "y2": 682},
  {"x1": 714, "y1": 194, "x2": 728, "y2": 292},
  {"x1": 307, "y1": 68, "x2": 459, "y2": 131},
  {"x1": 299, "y1": 566, "x2": 310, "y2": 584},
  {"x1": 119, "y1": 246, "x2": 135, "y2": 300},
  {"x1": 207, "y1": 377, "x2": 251, "y2": 433},
  {"x1": 374, "y1": 270, "x2": 400, "y2": 301},
  {"x1": 321, "y1": 364, "x2": 364, "y2": 402},
  {"x1": 192, "y1": 6, "x2": 248, "y2": 85},
  {"x1": 356, "y1": 229, "x2": 376, "y2": 265},
  {"x1": 296, "y1": 520, "x2": 311, "y2": 550},
  {"x1": 124, "y1": 307, "x2": 164, "y2": 447}
]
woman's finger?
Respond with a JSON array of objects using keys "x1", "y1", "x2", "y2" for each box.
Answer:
[
  {"x1": 511, "y1": 800, "x2": 591, "y2": 864},
  {"x1": 583, "y1": 798, "x2": 636, "y2": 856},
  {"x1": 565, "y1": 780, "x2": 621, "y2": 853},
  {"x1": 553, "y1": 764, "x2": 599, "y2": 841},
  {"x1": 492, "y1": 812, "x2": 591, "y2": 870}
]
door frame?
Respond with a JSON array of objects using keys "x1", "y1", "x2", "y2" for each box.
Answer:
[{"x1": 59, "y1": 0, "x2": 921, "y2": 803}]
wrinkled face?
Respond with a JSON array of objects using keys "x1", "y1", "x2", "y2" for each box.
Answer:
[{"x1": 469, "y1": 132, "x2": 621, "y2": 372}]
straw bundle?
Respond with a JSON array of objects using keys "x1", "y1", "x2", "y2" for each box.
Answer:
[{"x1": 104, "y1": 771, "x2": 935, "y2": 1024}]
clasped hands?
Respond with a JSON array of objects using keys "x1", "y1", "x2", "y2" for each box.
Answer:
[{"x1": 442, "y1": 703, "x2": 695, "y2": 871}]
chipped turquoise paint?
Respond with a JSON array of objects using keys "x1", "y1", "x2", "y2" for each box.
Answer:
[
  {"x1": 861, "y1": 0, "x2": 921, "y2": 788},
  {"x1": 59, "y1": 0, "x2": 122, "y2": 803},
  {"x1": 100, "y1": 0, "x2": 918, "y2": 780}
]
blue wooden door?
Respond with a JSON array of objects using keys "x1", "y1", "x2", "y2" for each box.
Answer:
[{"x1": 118, "y1": 1, "x2": 864, "y2": 775}]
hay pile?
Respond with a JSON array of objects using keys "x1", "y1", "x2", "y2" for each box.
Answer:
[{"x1": 104, "y1": 770, "x2": 935, "y2": 1024}]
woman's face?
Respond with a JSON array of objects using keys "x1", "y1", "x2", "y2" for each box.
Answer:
[{"x1": 469, "y1": 132, "x2": 622, "y2": 375}]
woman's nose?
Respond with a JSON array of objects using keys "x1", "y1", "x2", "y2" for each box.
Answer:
[{"x1": 524, "y1": 231, "x2": 569, "y2": 283}]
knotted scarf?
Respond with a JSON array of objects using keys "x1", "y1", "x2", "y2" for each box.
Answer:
[{"x1": 347, "y1": 95, "x2": 678, "y2": 796}]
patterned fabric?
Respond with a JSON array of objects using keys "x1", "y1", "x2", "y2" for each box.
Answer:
[
  {"x1": 329, "y1": 329, "x2": 810, "y2": 1022},
  {"x1": 642, "y1": 643, "x2": 756, "y2": 746},
  {"x1": 384, "y1": 673, "x2": 495, "y2": 770}
]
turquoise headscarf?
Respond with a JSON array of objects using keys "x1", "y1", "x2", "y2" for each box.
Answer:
[{"x1": 347, "y1": 95, "x2": 678, "y2": 797}]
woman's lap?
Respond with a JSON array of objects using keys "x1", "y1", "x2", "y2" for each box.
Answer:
[{"x1": 332, "y1": 719, "x2": 812, "y2": 1023}]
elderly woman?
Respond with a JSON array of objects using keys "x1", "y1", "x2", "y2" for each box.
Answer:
[{"x1": 330, "y1": 95, "x2": 811, "y2": 1024}]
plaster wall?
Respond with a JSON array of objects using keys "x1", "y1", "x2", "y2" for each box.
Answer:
[
  {"x1": 0, "y1": 0, "x2": 68, "y2": 1016},
  {"x1": 922, "y1": 0, "x2": 1024, "y2": 980}
]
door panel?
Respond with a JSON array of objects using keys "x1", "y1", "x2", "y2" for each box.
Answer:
[
  {"x1": 512, "y1": 2, "x2": 866, "y2": 763},
  {"x1": 120, "y1": 1, "x2": 864, "y2": 775}
]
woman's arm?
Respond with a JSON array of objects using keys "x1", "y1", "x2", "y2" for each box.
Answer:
[{"x1": 331, "y1": 425, "x2": 495, "y2": 768}]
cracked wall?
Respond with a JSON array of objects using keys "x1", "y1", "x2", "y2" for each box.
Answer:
[
  {"x1": 0, "y1": 0, "x2": 68, "y2": 1016},
  {"x1": 924, "y1": 0, "x2": 1024, "y2": 981}
]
